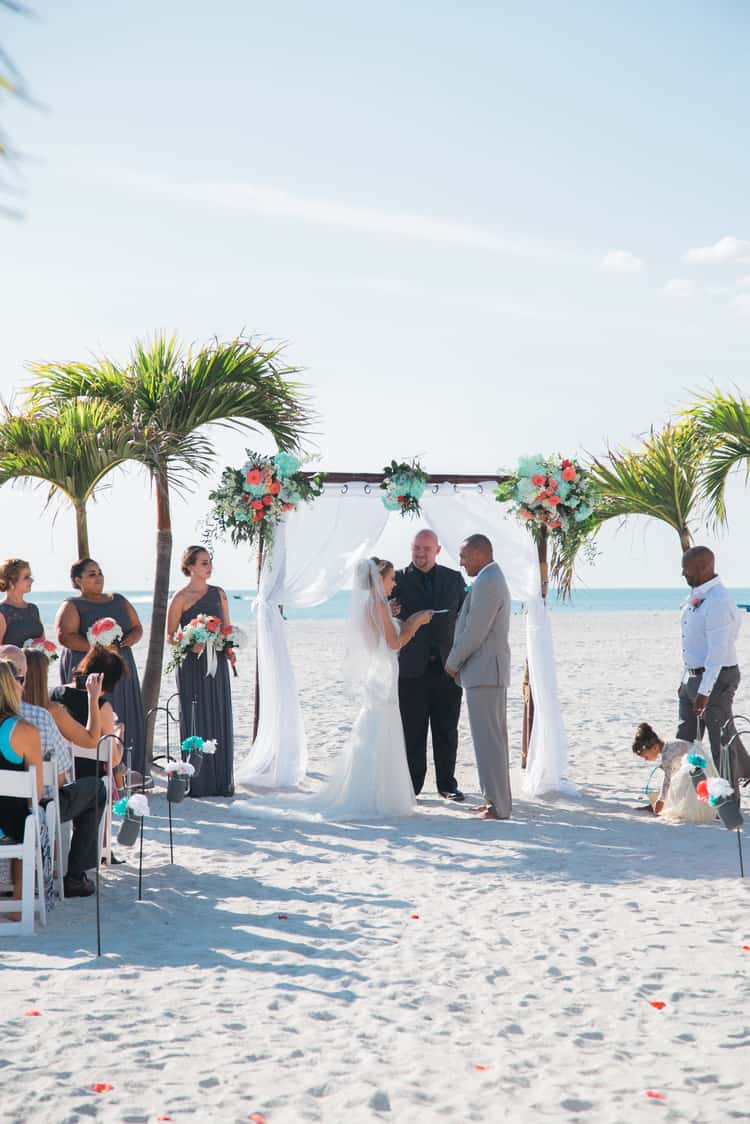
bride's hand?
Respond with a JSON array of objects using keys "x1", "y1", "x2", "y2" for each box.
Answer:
[{"x1": 407, "y1": 610, "x2": 433, "y2": 630}]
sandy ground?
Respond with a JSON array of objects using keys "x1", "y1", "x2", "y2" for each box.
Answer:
[{"x1": 2, "y1": 610, "x2": 750, "y2": 1124}]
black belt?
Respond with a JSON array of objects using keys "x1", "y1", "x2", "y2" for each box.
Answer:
[{"x1": 686, "y1": 665, "x2": 738, "y2": 676}]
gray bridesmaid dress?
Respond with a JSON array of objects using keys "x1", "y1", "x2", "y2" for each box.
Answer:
[
  {"x1": 176, "y1": 586, "x2": 234, "y2": 797},
  {"x1": 59, "y1": 593, "x2": 146, "y2": 775},
  {"x1": 0, "y1": 602, "x2": 44, "y2": 647}
]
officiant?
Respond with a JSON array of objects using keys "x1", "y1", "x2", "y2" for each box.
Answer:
[{"x1": 393, "y1": 530, "x2": 467, "y2": 801}]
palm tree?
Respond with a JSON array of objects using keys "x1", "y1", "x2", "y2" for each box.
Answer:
[
  {"x1": 29, "y1": 333, "x2": 312, "y2": 764},
  {"x1": 589, "y1": 420, "x2": 708, "y2": 553},
  {"x1": 688, "y1": 389, "x2": 750, "y2": 524},
  {"x1": 0, "y1": 400, "x2": 131, "y2": 555}
]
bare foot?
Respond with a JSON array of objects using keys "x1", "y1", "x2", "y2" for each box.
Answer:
[
  {"x1": 478, "y1": 807, "x2": 501, "y2": 820},
  {"x1": 473, "y1": 803, "x2": 491, "y2": 813}
]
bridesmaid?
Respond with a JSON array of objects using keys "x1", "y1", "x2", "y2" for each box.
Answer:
[
  {"x1": 166, "y1": 545, "x2": 235, "y2": 798},
  {"x1": 0, "y1": 558, "x2": 45, "y2": 646},
  {"x1": 55, "y1": 558, "x2": 147, "y2": 777}
]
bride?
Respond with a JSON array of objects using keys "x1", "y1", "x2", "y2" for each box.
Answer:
[
  {"x1": 240, "y1": 557, "x2": 432, "y2": 821},
  {"x1": 318, "y1": 556, "x2": 432, "y2": 818}
]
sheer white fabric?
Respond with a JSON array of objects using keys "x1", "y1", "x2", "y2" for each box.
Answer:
[{"x1": 237, "y1": 482, "x2": 573, "y2": 800}]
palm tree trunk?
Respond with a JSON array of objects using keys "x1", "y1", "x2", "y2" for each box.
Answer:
[
  {"x1": 141, "y1": 474, "x2": 173, "y2": 770},
  {"x1": 679, "y1": 528, "x2": 693, "y2": 552},
  {"x1": 75, "y1": 503, "x2": 90, "y2": 558}
]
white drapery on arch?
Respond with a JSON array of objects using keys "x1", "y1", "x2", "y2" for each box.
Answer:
[{"x1": 236, "y1": 482, "x2": 575, "y2": 798}]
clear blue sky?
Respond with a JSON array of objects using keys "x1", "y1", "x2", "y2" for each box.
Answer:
[{"x1": 2, "y1": 1, "x2": 749, "y2": 589}]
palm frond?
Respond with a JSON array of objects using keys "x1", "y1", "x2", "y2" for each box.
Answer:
[
  {"x1": 686, "y1": 389, "x2": 750, "y2": 524},
  {"x1": 588, "y1": 420, "x2": 708, "y2": 552}
]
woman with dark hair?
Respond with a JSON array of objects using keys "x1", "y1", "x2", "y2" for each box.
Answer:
[
  {"x1": 50, "y1": 647, "x2": 125, "y2": 780},
  {"x1": 166, "y1": 545, "x2": 235, "y2": 797},
  {"x1": 55, "y1": 559, "x2": 146, "y2": 775},
  {"x1": 0, "y1": 558, "x2": 45, "y2": 647},
  {"x1": 24, "y1": 648, "x2": 104, "y2": 752},
  {"x1": 632, "y1": 721, "x2": 717, "y2": 823}
]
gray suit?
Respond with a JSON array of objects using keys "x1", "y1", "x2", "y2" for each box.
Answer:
[{"x1": 446, "y1": 561, "x2": 512, "y2": 818}]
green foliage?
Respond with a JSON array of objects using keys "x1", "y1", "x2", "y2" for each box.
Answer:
[
  {"x1": 589, "y1": 420, "x2": 708, "y2": 552},
  {"x1": 687, "y1": 390, "x2": 750, "y2": 525}
]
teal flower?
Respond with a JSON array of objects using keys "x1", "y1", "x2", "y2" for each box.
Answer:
[
  {"x1": 274, "y1": 451, "x2": 301, "y2": 478},
  {"x1": 687, "y1": 752, "x2": 707, "y2": 769},
  {"x1": 574, "y1": 504, "x2": 591, "y2": 522},
  {"x1": 182, "y1": 735, "x2": 205, "y2": 754},
  {"x1": 517, "y1": 455, "x2": 547, "y2": 480}
]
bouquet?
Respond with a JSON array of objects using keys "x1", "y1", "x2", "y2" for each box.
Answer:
[
  {"x1": 87, "y1": 617, "x2": 123, "y2": 648},
  {"x1": 380, "y1": 458, "x2": 428, "y2": 517},
  {"x1": 206, "y1": 449, "x2": 325, "y2": 554},
  {"x1": 167, "y1": 613, "x2": 223, "y2": 676},
  {"x1": 22, "y1": 637, "x2": 59, "y2": 662}
]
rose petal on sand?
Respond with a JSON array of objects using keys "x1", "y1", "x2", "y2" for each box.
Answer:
[
  {"x1": 91, "y1": 1083, "x2": 113, "y2": 1093},
  {"x1": 743, "y1": 945, "x2": 750, "y2": 951},
  {"x1": 645, "y1": 1090, "x2": 665, "y2": 1100},
  {"x1": 649, "y1": 1001, "x2": 667, "y2": 1010},
  {"x1": 249, "y1": 1115, "x2": 267, "y2": 1123},
  {"x1": 156, "y1": 1117, "x2": 173, "y2": 1121},
  {"x1": 474, "y1": 1064, "x2": 491, "y2": 1071},
  {"x1": 410, "y1": 914, "x2": 420, "y2": 919},
  {"x1": 23, "y1": 1010, "x2": 42, "y2": 1016}
]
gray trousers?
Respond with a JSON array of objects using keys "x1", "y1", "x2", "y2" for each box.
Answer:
[
  {"x1": 677, "y1": 666, "x2": 750, "y2": 783},
  {"x1": 465, "y1": 685, "x2": 512, "y2": 818},
  {"x1": 58, "y1": 777, "x2": 106, "y2": 877}
]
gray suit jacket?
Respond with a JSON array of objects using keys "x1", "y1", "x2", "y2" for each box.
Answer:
[{"x1": 445, "y1": 561, "x2": 511, "y2": 688}]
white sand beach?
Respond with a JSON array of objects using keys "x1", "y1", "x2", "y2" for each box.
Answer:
[{"x1": 3, "y1": 609, "x2": 750, "y2": 1123}]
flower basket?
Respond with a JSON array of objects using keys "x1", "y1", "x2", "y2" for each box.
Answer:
[
  {"x1": 167, "y1": 773, "x2": 187, "y2": 803},
  {"x1": 185, "y1": 750, "x2": 203, "y2": 777},
  {"x1": 117, "y1": 811, "x2": 142, "y2": 846}
]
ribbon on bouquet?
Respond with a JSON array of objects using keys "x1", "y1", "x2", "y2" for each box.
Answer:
[{"x1": 204, "y1": 639, "x2": 219, "y2": 678}]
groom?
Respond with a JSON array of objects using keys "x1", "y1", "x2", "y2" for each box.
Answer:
[{"x1": 445, "y1": 534, "x2": 512, "y2": 821}]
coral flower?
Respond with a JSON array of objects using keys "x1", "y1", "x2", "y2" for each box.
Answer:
[
  {"x1": 562, "y1": 466, "x2": 577, "y2": 482},
  {"x1": 251, "y1": 500, "x2": 263, "y2": 510},
  {"x1": 282, "y1": 503, "x2": 295, "y2": 511},
  {"x1": 547, "y1": 478, "x2": 558, "y2": 490},
  {"x1": 262, "y1": 494, "x2": 274, "y2": 506},
  {"x1": 531, "y1": 474, "x2": 546, "y2": 487},
  {"x1": 549, "y1": 520, "x2": 561, "y2": 529},
  {"x1": 269, "y1": 481, "x2": 281, "y2": 495},
  {"x1": 548, "y1": 494, "x2": 562, "y2": 506},
  {"x1": 246, "y1": 469, "x2": 262, "y2": 485},
  {"x1": 253, "y1": 510, "x2": 265, "y2": 523}
]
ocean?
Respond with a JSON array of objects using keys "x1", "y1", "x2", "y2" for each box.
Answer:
[{"x1": 29, "y1": 587, "x2": 750, "y2": 631}]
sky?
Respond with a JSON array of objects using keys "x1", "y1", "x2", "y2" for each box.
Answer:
[{"x1": 1, "y1": 0, "x2": 749, "y2": 590}]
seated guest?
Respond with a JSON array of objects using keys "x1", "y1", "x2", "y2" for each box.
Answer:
[
  {"x1": 0, "y1": 658, "x2": 54, "y2": 913},
  {"x1": 23, "y1": 648, "x2": 103, "y2": 753},
  {"x1": 50, "y1": 647, "x2": 125, "y2": 779},
  {"x1": 632, "y1": 721, "x2": 717, "y2": 823},
  {"x1": 1, "y1": 645, "x2": 106, "y2": 897}
]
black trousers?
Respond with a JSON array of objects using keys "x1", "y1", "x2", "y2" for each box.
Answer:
[
  {"x1": 58, "y1": 777, "x2": 106, "y2": 877},
  {"x1": 677, "y1": 666, "x2": 750, "y2": 782},
  {"x1": 398, "y1": 664, "x2": 462, "y2": 795}
]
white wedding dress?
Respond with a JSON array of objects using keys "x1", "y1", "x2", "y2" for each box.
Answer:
[{"x1": 237, "y1": 561, "x2": 416, "y2": 822}]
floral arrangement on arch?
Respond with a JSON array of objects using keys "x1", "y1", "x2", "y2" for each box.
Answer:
[
  {"x1": 495, "y1": 454, "x2": 600, "y2": 596},
  {"x1": 206, "y1": 450, "x2": 325, "y2": 552},
  {"x1": 23, "y1": 637, "x2": 59, "y2": 662},
  {"x1": 381, "y1": 458, "x2": 428, "y2": 517}
]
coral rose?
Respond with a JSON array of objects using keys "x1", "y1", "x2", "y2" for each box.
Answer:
[
  {"x1": 262, "y1": 494, "x2": 274, "y2": 506},
  {"x1": 562, "y1": 466, "x2": 577, "y2": 482},
  {"x1": 269, "y1": 481, "x2": 281, "y2": 494},
  {"x1": 531, "y1": 474, "x2": 546, "y2": 487},
  {"x1": 282, "y1": 503, "x2": 295, "y2": 511},
  {"x1": 253, "y1": 510, "x2": 264, "y2": 523},
  {"x1": 547, "y1": 494, "x2": 561, "y2": 506},
  {"x1": 251, "y1": 500, "x2": 263, "y2": 510},
  {"x1": 246, "y1": 469, "x2": 262, "y2": 485},
  {"x1": 547, "y1": 477, "x2": 558, "y2": 490}
]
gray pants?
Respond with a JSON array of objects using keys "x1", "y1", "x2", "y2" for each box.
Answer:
[
  {"x1": 677, "y1": 666, "x2": 750, "y2": 783},
  {"x1": 465, "y1": 685, "x2": 512, "y2": 818},
  {"x1": 58, "y1": 777, "x2": 106, "y2": 877}
]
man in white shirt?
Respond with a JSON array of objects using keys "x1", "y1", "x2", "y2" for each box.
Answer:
[{"x1": 677, "y1": 547, "x2": 750, "y2": 783}]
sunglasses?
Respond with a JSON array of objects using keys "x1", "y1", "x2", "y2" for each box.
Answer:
[{"x1": 14, "y1": 674, "x2": 25, "y2": 684}]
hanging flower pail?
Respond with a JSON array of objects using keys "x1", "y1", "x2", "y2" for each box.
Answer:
[
  {"x1": 715, "y1": 795, "x2": 743, "y2": 831},
  {"x1": 117, "y1": 811, "x2": 142, "y2": 847},
  {"x1": 167, "y1": 773, "x2": 187, "y2": 803},
  {"x1": 186, "y1": 751, "x2": 203, "y2": 777}
]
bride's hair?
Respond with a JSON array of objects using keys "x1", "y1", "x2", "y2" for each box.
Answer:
[
  {"x1": 355, "y1": 557, "x2": 393, "y2": 590},
  {"x1": 632, "y1": 722, "x2": 660, "y2": 756}
]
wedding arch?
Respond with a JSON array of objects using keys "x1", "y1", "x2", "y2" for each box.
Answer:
[{"x1": 236, "y1": 474, "x2": 575, "y2": 800}]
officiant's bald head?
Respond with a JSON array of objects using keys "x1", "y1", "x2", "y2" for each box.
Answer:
[{"x1": 411, "y1": 529, "x2": 441, "y2": 572}]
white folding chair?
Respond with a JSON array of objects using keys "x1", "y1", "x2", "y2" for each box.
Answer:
[
  {"x1": 71, "y1": 737, "x2": 114, "y2": 867},
  {"x1": 42, "y1": 760, "x2": 67, "y2": 901},
  {"x1": 0, "y1": 766, "x2": 47, "y2": 935}
]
